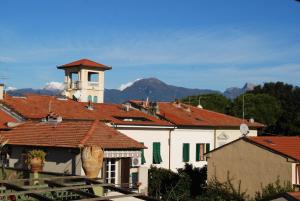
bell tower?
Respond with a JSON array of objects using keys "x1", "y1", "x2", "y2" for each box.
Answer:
[{"x1": 57, "y1": 59, "x2": 111, "y2": 103}]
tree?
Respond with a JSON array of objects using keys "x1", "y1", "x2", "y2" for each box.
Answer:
[
  {"x1": 250, "y1": 82, "x2": 300, "y2": 135},
  {"x1": 178, "y1": 164, "x2": 207, "y2": 198},
  {"x1": 148, "y1": 165, "x2": 207, "y2": 201},
  {"x1": 182, "y1": 94, "x2": 231, "y2": 114},
  {"x1": 230, "y1": 93, "x2": 282, "y2": 133},
  {"x1": 254, "y1": 177, "x2": 294, "y2": 201}
]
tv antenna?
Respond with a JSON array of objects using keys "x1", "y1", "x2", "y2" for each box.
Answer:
[
  {"x1": 242, "y1": 94, "x2": 245, "y2": 121},
  {"x1": 240, "y1": 94, "x2": 249, "y2": 136}
]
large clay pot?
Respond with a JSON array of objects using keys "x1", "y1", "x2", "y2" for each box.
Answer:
[
  {"x1": 81, "y1": 146, "x2": 104, "y2": 178},
  {"x1": 30, "y1": 157, "x2": 43, "y2": 172}
]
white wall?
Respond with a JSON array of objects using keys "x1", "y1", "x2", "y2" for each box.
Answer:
[
  {"x1": 117, "y1": 128, "x2": 170, "y2": 169},
  {"x1": 117, "y1": 127, "x2": 258, "y2": 172},
  {"x1": 215, "y1": 129, "x2": 257, "y2": 148},
  {"x1": 170, "y1": 129, "x2": 214, "y2": 171}
]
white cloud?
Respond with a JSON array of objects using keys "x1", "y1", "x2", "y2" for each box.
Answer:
[
  {"x1": 43, "y1": 82, "x2": 64, "y2": 91},
  {"x1": 6, "y1": 86, "x2": 16, "y2": 91},
  {"x1": 2, "y1": 27, "x2": 300, "y2": 67},
  {"x1": 118, "y1": 78, "x2": 141, "y2": 91}
]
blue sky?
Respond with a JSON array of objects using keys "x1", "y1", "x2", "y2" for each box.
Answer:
[{"x1": 0, "y1": 0, "x2": 300, "y2": 91}]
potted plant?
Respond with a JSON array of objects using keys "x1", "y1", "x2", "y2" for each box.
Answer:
[{"x1": 26, "y1": 149, "x2": 46, "y2": 172}]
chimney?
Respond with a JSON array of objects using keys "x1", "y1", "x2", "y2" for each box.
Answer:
[{"x1": 0, "y1": 84, "x2": 4, "y2": 100}]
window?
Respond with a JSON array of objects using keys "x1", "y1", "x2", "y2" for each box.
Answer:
[
  {"x1": 196, "y1": 143, "x2": 210, "y2": 161},
  {"x1": 88, "y1": 72, "x2": 99, "y2": 82},
  {"x1": 182, "y1": 143, "x2": 190, "y2": 162},
  {"x1": 105, "y1": 159, "x2": 116, "y2": 184},
  {"x1": 153, "y1": 142, "x2": 162, "y2": 164},
  {"x1": 140, "y1": 142, "x2": 146, "y2": 164},
  {"x1": 88, "y1": 95, "x2": 92, "y2": 102},
  {"x1": 93, "y1": 96, "x2": 98, "y2": 103},
  {"x1": 131, "y1": 172, "x2": 138, "y2": 188}
]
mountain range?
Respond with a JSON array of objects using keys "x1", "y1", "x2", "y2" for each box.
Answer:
[{"x1": 7, "y1": 78, "x2": 255, "y2": 103}]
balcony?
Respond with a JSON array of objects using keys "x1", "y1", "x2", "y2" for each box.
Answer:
[
  {"x1": 87, "y1": 81, "x2": 99, "y2": 89},
  {"x1": 64, "y1": 81, "x2": 81, "y2": 90}
]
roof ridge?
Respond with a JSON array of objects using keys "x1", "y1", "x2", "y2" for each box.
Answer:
[{"x1": 79, "y1": 120, "x2": 98, "y2": 147}]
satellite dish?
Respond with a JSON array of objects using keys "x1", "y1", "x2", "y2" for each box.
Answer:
[
  {"x1": 240, "y1": 123, "x2": 249, "y2": 136},
  {"x1": 73, "y1": 90, "x2": 81, "y2": 100}
]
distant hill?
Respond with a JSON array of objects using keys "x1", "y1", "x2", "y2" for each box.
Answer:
[
  {"x1": 223, "y1": 83, "x2": 256, "y2": 99},
  {"x1": 105, "y1": 78, "x2": 219, "y2": 103},
  {"x1": 7, "y1": 78, "x2": 254, "y2": 103}
]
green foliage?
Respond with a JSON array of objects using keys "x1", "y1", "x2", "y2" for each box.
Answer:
[
  {"x1": 182, "y1": 94, "x2": 231, "y2": 114},
  {"x1": 27, "y1": 149, "x2": 46, "y2": 161},
  {"x1": 177, "y1": 164, "x2": 207, "y2": 197},
  {"x1": 148, "y1": 164, "x2": 207, "y2": 201},
  {"x1": 148, "y1": 166, "x2": 190, "y2": 201},
  {"x1": 250, "y1": 82, "x2": 300, "y2": 135},
  {"x1": 197, "y1": 173, "x2": 249, "y2": 201},
  {"x1": 254, "y1": 177, "x2": 294, "y2": 201},
  {"x1": 230, "y1": 93, "x2": 282, "y2": 132}
]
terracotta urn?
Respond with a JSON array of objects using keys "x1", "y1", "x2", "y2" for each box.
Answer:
[
  {"x1": 30, "y1": 157, "x2": 43, "y2": 172},
  {"x1": 81, "y1": 146, "x2": 104, "y2": 178}
]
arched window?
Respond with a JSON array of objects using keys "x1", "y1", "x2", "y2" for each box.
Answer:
[
  {"x1": 88, "y1": 95, "x2": 92, "y2": 102},
  {"x1": 93, "y1": 96, "x2": 98, "y2": 103}
]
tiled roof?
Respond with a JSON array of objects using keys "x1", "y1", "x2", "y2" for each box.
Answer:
[
  {"x1": 0, "y1": 95, "x2": 171, "y2": 126},
  {"x1": 0, "y1": 120, "x2": 145, "y2": 149},
  {"x1": 57, "y1": 59, "x2": 112, "y2": 70},
  {"x1": 130, "y1": 100, "x2": 264, "y2": 128},
  {"x1": 0, "y1": 109, "x2": 17, "y2": 129},
  {"x1": 246, "y1": 136, "x2": 300, "y2": 161},
  {"x1": 286, "y1": 192, "x2": 300, "y2": 200}
]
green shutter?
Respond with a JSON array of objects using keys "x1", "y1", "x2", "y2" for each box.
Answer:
[
  {"x1": 157, "y1": 143, "x2": 162, "y2": 163},
  {"x1": 183, "y1": 143, "x2": 190, "y2": 162},
  {"x1": 206, "y1": 144, "x2": 210, "y2": 153},
  {"x1": 196, "y1": 144, "x2": 200, "y2": 161},
  {"x1": 153, "y1": 142, "x2": 162, "y2": 164},
  {"x1": 205, "y1": 144, "x2": 210, "y2": 161},
  {"x1": 140, "y1": 142, "x2": 146, "y2": 164}
]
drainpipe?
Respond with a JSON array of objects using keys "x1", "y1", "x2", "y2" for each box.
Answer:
[
  {"x1": 168, "y1": 127, "x2": 175, "y2": 170},
  {"x1": 214, "y1": 129, "x2": 217, "y2": 149},
  {"x1": 168, "y1": 129, "x2": 171, "y2": 170}
]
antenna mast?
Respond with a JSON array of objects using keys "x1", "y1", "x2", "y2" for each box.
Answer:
[{"x1": 242, "y1": 94, "x2": 245, "y2": 122}]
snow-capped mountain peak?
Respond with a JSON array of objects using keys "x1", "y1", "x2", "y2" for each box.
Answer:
[{"x1": 43, "y1": 82, "x2": 64, "y2": 91}]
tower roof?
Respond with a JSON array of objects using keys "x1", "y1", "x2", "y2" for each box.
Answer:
[{"x1": 57, "y1": 59, "x2": 112, "y2": 70}]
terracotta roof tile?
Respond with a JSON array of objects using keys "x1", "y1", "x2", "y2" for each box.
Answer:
[
  {"x1": 130, "y1": 100, "x2": 264, "y2": 128},
  {"x1": 247, "y1": 136, "x2": 300, "y2": 160},
  {"x1": 0, "y1": 120, "x2": 144, "y2": 150},
  {"x1": 57, "y1": 59, "x2": 111, "y2": 70},
  {"x1": 0, "y1": 109, "x2": 17, "y2": 129},
  {"x1": 0, "y1": 95, "x2": 171, "y2": 126},
  {"x1": 286, "y1": 192, "x2": 300, "y2": 200}
]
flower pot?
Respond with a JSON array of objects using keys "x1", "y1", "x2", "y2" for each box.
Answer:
[
  {"x1": 29, "y1": 157, "x2": 43, "y2": 172},
  {"x1": 81, "y1": 146, "x2": 104, "y2": 178}
]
